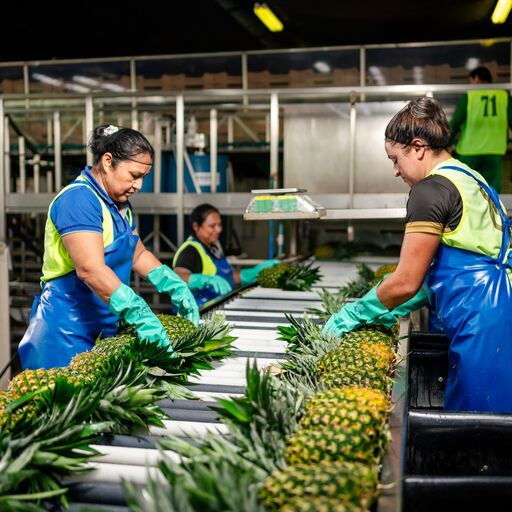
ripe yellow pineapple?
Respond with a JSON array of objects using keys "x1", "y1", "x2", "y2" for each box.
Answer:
[
  {"x1": 258, "y1": 263, "x2": 295, "y2": 288},
  {"x1": 69, "y1": 351, "x2": 106, "y2": 384},
  {"x1": 316, "y1": 334, "x2": 395, "y2": 393},
  {"x1": 158, "y1": 314, "x2": 197, "y2": 339},
  {"x1": 286, "y1": 387, "x2": 390, "y2": 465},
  {"x1": 259, "y1": 459, "x2": 378, "y2": 511}
]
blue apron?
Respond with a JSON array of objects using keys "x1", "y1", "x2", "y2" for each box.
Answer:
[
  {"x1": 19, "y1": 185, "x2": 138, "y2": 370},
  {"x1": 191, "y1": 238, "x2": 234, "y2": 307},
  {"x1": 426, "y1": 165, "x2": 512, "y2": 412}
]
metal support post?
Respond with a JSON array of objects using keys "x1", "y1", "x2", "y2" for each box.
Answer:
[
  {"x1": 18, "y1": 136, "x2": 26, "y2": 193},
  {"x1": 0, "y1": 243, "x2": 10, "y2": 389},
  {"x1": 130, "y1": 60, "x2": 139, "y2": 131},
  {"x1": 227, "y1": 115, "x2": 234, "y2": 150},
  {"x1": 53, "y1": 111, "x2": 62, "y2": 191},
  {"x1": 176, "y1": 95, "x2": 185, "y2": 246},
  {"x1": 0, "y1": 99, "x2": 5, "y2": 242},
  {"x1": 4, "y1": 116, "x2": 10, "y2": 194},
  {"x1": 210, "y1": 109, "x2": 218, "y2": 193},
  {"x1": 289, "y1": 220, "x2": 298, "y2": 256},
  {"x1": 242, "y1": 52, "x2": 249, "y2": 108},
  {"x1": 360, "y1": 47, "x2": 366, "y2": 102},
  {"x1": 270, "y1": 93, "x2": 279, "y2": 188},
  {"x1": 153, "y1": 119, "x2": 162, "y2": 194},
  {"x1": 269, "y1": 93, "x2": 280, "y2": 259},
  {"x1": 85, "y1": 96, "x2": 94, "y2": 166},
  {"x1": 348, "y1": 92, "x2": 357, "y2": 242},
  {"x1": 33, "y1": 155, "x2": 40, "y2": 193}
]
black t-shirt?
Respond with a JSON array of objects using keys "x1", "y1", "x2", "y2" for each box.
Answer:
[
  {"x1": 173, "y1": 241, "x2": 224, "y2": 274},
  {"x1": 405, "y1": 175, "x2": 463, "y2": 236}
]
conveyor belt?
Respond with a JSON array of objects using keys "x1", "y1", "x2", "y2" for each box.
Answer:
[{"x1": 68, "y1": 260, "x2": 372, "y2": 509}]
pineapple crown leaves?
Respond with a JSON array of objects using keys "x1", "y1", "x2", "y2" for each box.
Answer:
[
  {"x1": 279, "y1": 261, "x2": 322, "y2": 291},
  {"x1": 277, "y1": 313, "x2": 324, "y2": 354},
  {"x1": 133, "y1": 314, "x2": 236, "y2": 378},
  {"x1": 306, "y1": 288, "x2": 349, "y2": 321},
  {"x1": 336, "y1": 263, "x2": 375, "y2": 299},
  {"x1": 210, "y1": 361, "x2": 302, "y2": 434},
  {"x1": 258, "y1": 261, "x2": 322, "y2": 291},
  {"x1": 277, "y1": 336, "x2": 340, "y2": 393},
  {"x1": 0, "y1": 384, "x2": 112, "y2": 508},
  {"x1": 150, "y1": 438, "x2": 268, "y2": 512}
]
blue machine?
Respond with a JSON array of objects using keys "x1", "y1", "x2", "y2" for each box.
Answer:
[
  {"x1": 141, "y1": 153, "x2": 228, "y2": 193},
  {"x1": 139, "y1": 153, "x2": 229, "y2": 247}
]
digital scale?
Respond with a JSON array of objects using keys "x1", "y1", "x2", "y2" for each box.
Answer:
[{"x1": 243, "y1": 188, "x2": 326, "y2": 220}]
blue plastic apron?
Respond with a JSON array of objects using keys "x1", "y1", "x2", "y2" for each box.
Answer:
[
  {"x1": 191, "y1": 238, "x2": 234, "y2": 307},
  {"x1": 19, "y1": 184, "x2": 138, "y2": 370},
  {"x1": 426, "y1": 165, "x2": 512, "y2": 412}
]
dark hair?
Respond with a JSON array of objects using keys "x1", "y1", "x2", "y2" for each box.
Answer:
[
  {"x1": 469, "y1": 66, "x2": 493, "y2": 83},
  {"x1": 190, "y1": 203, "x2": 220, "y2": 232},
  {"x1": 88, "y1": 125, "x2": 155, "y2": 166},
  {"x1": 384, "y1": 97, "x2": 450, "y2": 155}
]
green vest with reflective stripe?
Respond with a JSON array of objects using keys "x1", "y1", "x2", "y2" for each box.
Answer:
[
  {"x1": 430, "y1": 160, "x2": 509, "y2": 267},
  {"x1": 41, "y1": 176, "x2": 120, "y2": 282},
  {"x1": 456, "y1": 89, "x2": 509, "y2": 155},
  {"x1": 172, "y1": 238, "x2": 217, "y2": 276}
]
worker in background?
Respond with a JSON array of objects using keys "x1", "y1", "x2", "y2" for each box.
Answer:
[
  {"x1": 450, "y1": 66, "x2": 512, "y2": 192},
  {"x1": 19, "y1": 125, "x2": 199, "y2": 370},
  {"x1": 173, "y1": 203, "x2": 278, "y2": 306},
  {"x1": 323, "y1": 97, "x2": 512, "y2": 413}
]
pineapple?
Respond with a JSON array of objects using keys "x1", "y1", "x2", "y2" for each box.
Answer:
[
  {"x1": 280, "y1": 496, "x2": 370, "y2": 512},
  {"x1": 118, "y1": 314, "x2": 197, "y2": 342},
  {"x1": 286, "y1": 387, "x2": 390, "y2": 465},
  {"x1": 5, "y1": 367, "x2": 79, "y2": 429},
  {"x1": 258, "y1": 262, "x2": 321, "y2": 291},
  {"x1": 259, "y1": 460, "x2": 378, "y2": 511},
  {"x1": 158, "y1": 314, "x2": 197, "y2": 339},
  {"x1": 316, "y1": 334, "x2": 395, "y2": 393},
  {"x1": 342, "y1": 325, "x2": 396, "y2": 348},
  {"x1": 69, "y1": 350, "x2": 108, "y2": 384},
  {"x1": 7, "y1": 367, "x2": 75, "y2": 398},
  {"x1": 93, "y1": 333, "x2": 133, "y2": 359},
  {"x1": 258, "y1": 263, "x2": 295, "y2": 288},
  {"x1": 0, "y1": 391, "x2": 8, "y2": 429}
]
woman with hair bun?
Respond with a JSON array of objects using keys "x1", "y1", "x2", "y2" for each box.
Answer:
[
  {"x1": 19, "y1": 125, "x2": 199, "y2": 369},
  {"x1": 173, "y1": 203, "x2": 278, "y2": 306},
  {"x1": 323, "y1": 97, "x2": 512, "y2": 413}
]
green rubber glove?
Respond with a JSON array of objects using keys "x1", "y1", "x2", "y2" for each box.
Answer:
[
  {"x1": 240, "y1": 259, "x2": 280, "y2": 286},
  {"x1": 109, "y1": 283, "x2": 171, "y2": 348},
  {"x1": 189, "y1": 273, "x2": 233, "y2": 295},
  {"x1": 147, "y1": 265, "x2": 200, "y2": 326},
  {"x1": 321, "y1": 283, "x2": 429, "y2": 338}
]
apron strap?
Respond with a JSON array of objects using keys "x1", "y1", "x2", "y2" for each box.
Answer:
[{"x1": 438, "y1": 165, "x2": 511, "y2": 268}]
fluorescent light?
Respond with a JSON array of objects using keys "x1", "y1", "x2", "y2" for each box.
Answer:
[
  {"x1": 254, "y1": 3, "x2": 283, "y2": 32},
  {"x1": 491, "y1": 0, "x2": 512, "y2": 23},
  {"x1": 313, "y1": 61, "x2": 331, "y2": 74}
]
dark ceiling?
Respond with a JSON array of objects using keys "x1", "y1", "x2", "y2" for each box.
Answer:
[{"x1": 0, "y1": 0, "x2": 510, "y2": 62}]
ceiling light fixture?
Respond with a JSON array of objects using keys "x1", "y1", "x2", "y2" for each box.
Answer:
[
  {"x1": 254, "y1": 3, "x2": 284, "y2": 32},
  {"x1": 491, "y1": 0, "x2": 512, "y2": 24}
]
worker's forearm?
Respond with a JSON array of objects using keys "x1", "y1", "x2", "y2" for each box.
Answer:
[
  {"x1": 173, "y1": 267, "x2": 192, "y2": 282},
  {"x1": 376, "y1": 273, "x2": 420, "y2": 310},
  {"x1": 132, "y1": 247, "x2": 162, "y2": 278},
  {"x1": 232, "y1": 269, "x2": 241, "y2": 286},
  {"x1": 76, "y1": 264, "x2": 122, "y2": 303}
]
